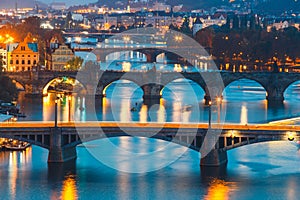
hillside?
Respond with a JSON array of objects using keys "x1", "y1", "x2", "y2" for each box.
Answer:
[
  {"x1": 254, "y1": 0, "x2": 300, "y2": 13},
  {"x1": 94, "y1": 0, "x2": 299, "y2": 13}
]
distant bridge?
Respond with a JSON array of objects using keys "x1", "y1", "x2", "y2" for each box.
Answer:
[
  {"x1": 4, "y1": 70, "x2": 300, "y2": 103},
  {"x1": 0, "y1": 122, "x2": 299, "y2": 166}
]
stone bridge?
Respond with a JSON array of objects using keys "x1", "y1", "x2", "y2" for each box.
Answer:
[
  {"x1": 4, "y1": 71, "x2": 300, "y2": 103},
  {"x1": 0, "y1": 122, "x2": 299, "y2": 166}
]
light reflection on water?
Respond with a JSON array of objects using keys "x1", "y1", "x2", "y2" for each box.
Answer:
[
  {"x1": 1, "y1": 79, "x2": 300, "y2": 199},
  {"x1": 18, "y1": 79, "x2": 300, "y2": 124}
]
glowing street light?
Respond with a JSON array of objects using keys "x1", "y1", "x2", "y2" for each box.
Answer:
[
  {"x1": 287, "y1": 131, "x2": 296, "y2": 141},
  {"x1": 123, "y1": 35, "x2": 130, "y2": 42},
  {"x1": 208, "y1": 100, "x2": 212, "y2": 128},
  {"x1": 174, "y1": 35, "x2": 183, "y2": 43},
  {"x1": 54, "y1": 94, "x2": 60, "y2": 128}
]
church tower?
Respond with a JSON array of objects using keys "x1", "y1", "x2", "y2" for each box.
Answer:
[{"x1": 193, "y1": 17, "x2": 203, "y2": 36}]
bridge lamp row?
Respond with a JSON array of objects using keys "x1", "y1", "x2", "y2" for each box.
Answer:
[
  {"x1": 286, "y1": 131, "x2": 297, "y2": 141},
  {"x1": 228, "y1": 130, "x2": 239, "y2": 138}
]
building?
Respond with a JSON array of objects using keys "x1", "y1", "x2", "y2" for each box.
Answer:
[
  {"x1": 267, "y1": 21, "x2": 289, "y2": 32},
  {"x1": 94, "y1": 15, "x2": 118, "y2": 30},
  {"x1": 46, "y1": 40, "x2": 74, "y2": 71},
  {"x1": 193, "y1": 17, "x2": 203, "y2": 36},
  {"x1": 201, "y1": 15, "x2": 227, "y2": 29},
  {"x1": 144, "y1": 13, "x2": 173, "y2": 29},
  {"x1": 121, "y1": 15, "x2": 135, "y2": 28},
  {"x1": 6, "y1": 41, "x2": 39, "y2": 72},
  {"x1": 152, "y1": 2, "x2": 171, "y2": 12},
  {"x1": 50, "y1": 2, "x2": 66, "y2": 10},
  {"x1": 0, "y1": 47, "x2": 7, "y2": 71}
]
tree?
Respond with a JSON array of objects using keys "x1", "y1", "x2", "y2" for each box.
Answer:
[
  {"x1": 180, "y1": 16, "x2": 192, "y2": 35},
  {"x1": 65, "y1": 57, "x2": 84, "y2": 71},
  {"x1": 0, "y1": 75, "x2": 18, "y2": 102},
  {"x1": 0, "y1": 54, "x2": 4, "y2": 72}
]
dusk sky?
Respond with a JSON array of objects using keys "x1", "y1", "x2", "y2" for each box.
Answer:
[{"x1": 40, "y1": 0, "x2": 97, "y2": 6}]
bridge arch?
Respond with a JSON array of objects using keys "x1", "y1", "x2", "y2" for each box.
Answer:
[
  {"x1": 223, "y1": 78, "x2": 267, "y2": 101},
  {"x1": 102, "y1": 79, "x2": 144, "y2": 98},
  {"x1": 156, "y1": 52, "x2": 186, "y2": 65},
  {"x1": 283, "y1": 80, "x2": 300, "y2": 101},
  {"x1": 0, "y1": 134, "x2": 49, "y2": 149},
  {"x1": 161, "y1": 78, "x2": 205, "y2": 102},
  {"x1": 42, "y1": 76, "x2": 87, "y2": 96},
  {"x1": 224, "y1": 139, "x2": 290, "y2": 151},
  {"x1": 11, "y1": 79, "x2": 25, "y2": 91},
  {"x1": 105, "y1": 51, "x2": 147, "y2": 64},
  {"x1": 65, "y1": 135, "x2": 201, "y2": 154}
]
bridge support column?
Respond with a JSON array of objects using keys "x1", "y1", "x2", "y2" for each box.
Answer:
[
  {"x1": 96, "y1": 54, "x2": 106, "y2": 63},
  {"x1": 85, "y1": 84, "x2": 104, "y2": 98},
  {"x1": 145, "y1": 54, "x2": 156, "y2": 63},
  {"x1": 200, "y1": 149, "x2": 228, "y2": 167},
  {"x1": 142, "y1": 84, "x2": 161, "y2": 101},
  {"x1": 24, "y1": 84, "x2": 43, "y2": 97},
  {"x1": 48, "y1": 128, "x2": 77, "y2": 163},
  {"x1": 266, "y1": 89, "x2": 284, "y2": 102}
]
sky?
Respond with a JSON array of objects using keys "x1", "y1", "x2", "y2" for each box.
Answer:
[{"x1": 39, "y1": 0, "x2": 97, "y2": 7}]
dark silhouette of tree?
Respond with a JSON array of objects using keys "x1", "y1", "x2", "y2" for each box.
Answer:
[
  {"x1": 180, "y1": 16, "x2": 192, "y2": 35},
  {"x1": 195, "y1": 27, "x2": 214, "y2": 50},
  {"x1": 169, "y1": 23, "x2": 179, "y2": 31},
  {"x1": 0, "y1": 75, "x2": 18, "y2": 102},
  {"x1": 195, "y1": 22, "x2": 300, "y2": 71},
  {"x1": 66, "y1": 57, "x2": 84, "y2": 71}
]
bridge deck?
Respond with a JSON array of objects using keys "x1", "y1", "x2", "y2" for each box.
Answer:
[{"x1": 0, "y1": 121, "x2": 299, "y2": 132}]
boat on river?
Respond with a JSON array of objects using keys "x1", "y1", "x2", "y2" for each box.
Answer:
[
  {"x1": 0, "y1": 139, "x2": 31, "y2": 151},
  {"x1": 0, "y1": 102, "x2": 26, "y2": 118}
]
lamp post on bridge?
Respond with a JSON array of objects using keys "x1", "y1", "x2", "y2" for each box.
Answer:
[
  {"x1": 208, "y1": 100, "x2": 212, "y2": 128},
  {"x1": 54, "y1": 94, "x2": 60, "y2": 128}
]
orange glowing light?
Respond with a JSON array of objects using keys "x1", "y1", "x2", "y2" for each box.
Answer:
[
  {"x1": 61, "y1": 175, "x2": 78, "y2": 200},
  {"x1": 204, "y1": 179, "x2": 234, "y2": 200}
]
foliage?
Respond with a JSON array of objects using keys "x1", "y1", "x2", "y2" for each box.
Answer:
[
  {"x1": 0, "y1": 54, "x2": 3, "y2": 72},
  {"x1": 65, "y1": 57, "x2": 84, "y2": 71},
  {"x1": 195, "y1": 24, "x2": 300, "y2": 68},
  {"x1": 180, "y1": 16, "x2": 192, "y2": 35},
  {"x1": 0, "y1": 75, "x2": 18, "y2": 102}
]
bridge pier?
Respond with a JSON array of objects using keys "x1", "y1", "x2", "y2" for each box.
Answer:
[
  {"x1": 48, "y1": 128, "x2": 77, "y2": 163},
  {"x1": 24, "y1": 84, "x2": 43, "y2": 98},
  {"x1": 145, "y1": 54, "x2": 156, "y2": 63},
  {"x1": 85, "y1": 84, "x2": 104, "y2": 98},
  {"x1": 142, "y1": 83, "x2": 162, "y2": 101},
  {"x1": 200, "y1": 149, "x2": 228, "y2": 167},
  {"x1": 266, "y1": 92, "x2": 284, "y2": 102}
]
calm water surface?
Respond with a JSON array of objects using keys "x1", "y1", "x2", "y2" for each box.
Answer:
[{"x1": 1, "y1": 79, "x2": 300, "y2": 199}]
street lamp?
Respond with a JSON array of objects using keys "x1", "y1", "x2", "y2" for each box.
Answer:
[
  {"x1": 54, "y1": 93, "x2": 62, "y2": 128},
  {"x1": 208, "y1": 100, "x2": 212, "y2": 128},
  {"x1": 68, "y1": 95, "x2": 72, "y2": 122},
  {"x1": 54, "y1": 95, "x2": 59, "y2": 128}
]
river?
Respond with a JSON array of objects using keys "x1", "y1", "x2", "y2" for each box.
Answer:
[{"x1": 0, "y1": 76, "x2": 300, "y2": 199}]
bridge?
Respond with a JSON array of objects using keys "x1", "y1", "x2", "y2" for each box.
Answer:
[
  {"x1": 0, "y1": 122, "x2": 299, "y2": 166},
  {"x1": 4, "y1": 70, "x2": 300, "y2": 103}
]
